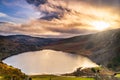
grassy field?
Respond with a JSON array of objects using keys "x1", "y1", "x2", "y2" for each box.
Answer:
[{"x1": 31, "y1": 75, "x2": 95, "y2": 80}]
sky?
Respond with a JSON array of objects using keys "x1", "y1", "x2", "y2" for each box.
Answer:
[{"x1": 0, "y1": 0, "x2": 120, "y2": 38}]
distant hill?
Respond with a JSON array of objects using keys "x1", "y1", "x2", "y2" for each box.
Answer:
[
  {"x1": 0, "y1": 61, "x2": 26, "y2": 80},
  {"x1": 0, "y1": 35, "x2": 59, "y2": 60},
  {"x1": 42, "y1": 29, "x2": 120, "y2": 71}
]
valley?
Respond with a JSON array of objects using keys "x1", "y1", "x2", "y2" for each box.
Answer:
[{"x1": 0, "y1": 29, "x2": 120, "y2": 80}]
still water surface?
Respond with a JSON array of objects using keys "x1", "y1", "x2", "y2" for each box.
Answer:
[{"x1": 3, "y1": 49, "x2": 98, "y2": 75}]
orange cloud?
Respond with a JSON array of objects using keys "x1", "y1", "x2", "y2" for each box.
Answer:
[{"x1": 0, "y1": 0, "x2": 120, "y2": 38}]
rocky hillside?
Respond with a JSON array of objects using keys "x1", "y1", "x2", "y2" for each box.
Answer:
[
  {"x1": 64, "y1": 66, "x2": 120, "y2": 80},
  {"x1": 42, "y1": 29, "x2": 120, "y2": 71},
  {"x1": 0, "y1": 35, "x2": 59, "y2": 60}
]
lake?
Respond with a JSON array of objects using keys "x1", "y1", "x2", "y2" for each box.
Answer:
[{"x1": 3, "y1": 49, "x2": 98, "y2": 75}]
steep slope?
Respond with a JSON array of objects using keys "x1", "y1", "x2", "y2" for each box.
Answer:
[
  {"x1": 0, "y1": 61, "x2": 26, "y2": 80},
  {"x1": 0, "y1": 35, "x2": 59, "y2": 60},
  {"x1": 42, "y1": 29, "x2": 120, "y2": 71}
]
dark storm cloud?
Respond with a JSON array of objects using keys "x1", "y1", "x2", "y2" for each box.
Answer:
[
  {"x1": 25, "y1": 0, "x2": 120, "y2": 21},
  {"x1": 26, "y1": 0, "x2": 47, "y2": 6},
  {"x1": 25, "y1": 0, "x2": 70, "y2": 20}
]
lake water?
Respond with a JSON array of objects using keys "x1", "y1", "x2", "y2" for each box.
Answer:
[{"x1": 3, "y1": 49, "x2": 98, "y2": 75}]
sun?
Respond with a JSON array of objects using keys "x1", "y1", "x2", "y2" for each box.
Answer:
[{"x1": 91, "y1": 21, "x2": 110, "y2": 31}]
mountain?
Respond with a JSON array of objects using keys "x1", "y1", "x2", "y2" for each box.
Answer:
[
  {"x1": 0, "y1": 35, "x2": 59, "y2": 60},
  {"x1": 42, "y1": 29, "x2": 120, "y2": 71},
  {"x1": 0, "y1": 61, "x2": 26, "y2": 80}
]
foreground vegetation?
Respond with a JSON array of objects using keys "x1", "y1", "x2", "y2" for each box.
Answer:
[
  {"x1": 0, "y1": 61, "x2": 27, "y2": 80},
  {"x1": 31, "y1": 75, "x2": 95, "y2": 80},
  {"x1": 115, "y1": 73, "x2": 120, "y2": 78},
  {"x1": 0, "y1": 62, "x2": 120, "y2": 80},
  {"x1": 31, "y1": 74, "x2": 120, "y2": 80}
]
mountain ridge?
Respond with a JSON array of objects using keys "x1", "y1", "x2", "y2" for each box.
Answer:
[
  {"x1": 42, "y1": 28, "x2": 120, "y2": 71},
  {"x1": 0, "y1": 35, "x2": 60, "y2": 60}
]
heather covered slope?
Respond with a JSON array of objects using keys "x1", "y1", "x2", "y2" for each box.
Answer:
[
  {"x1": 42, "y1": 29, "x2": 120, "y2": 71},
  {"x1": 0, "y1": 61, "x2": 26, "y2": 80}
]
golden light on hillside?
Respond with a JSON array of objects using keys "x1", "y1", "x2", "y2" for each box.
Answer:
[{"x1": 91, "y1": 21, "x2": 110, "y2": 31}]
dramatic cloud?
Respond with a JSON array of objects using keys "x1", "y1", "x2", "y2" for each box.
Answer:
[
  {"x1": 25, "y1": 0, "x2": 71, "y2": 20},
  {"x1": 0, "y1": 0, "x2": 120, "y2": 38},
  {"x1": 25, "y1": 0, "x2": 120, "y2": 20},
  {"x1": 24, "y1": 0, "x2": 120, "y2": 29},
  {"x1": 26, "y1": 0, "x2": 47, "y2": 6},
  {"x1": 0, "y1": 20, "x2": 96, "y2": 38}
]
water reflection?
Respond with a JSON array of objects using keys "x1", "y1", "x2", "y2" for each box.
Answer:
[{"x1": 3, "y1": 49, "x2": 98, "y2": 75}]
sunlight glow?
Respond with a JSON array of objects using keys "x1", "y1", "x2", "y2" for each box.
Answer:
[{"x1": 92, "y1": 21, "x2": 110, "y2": 31}]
